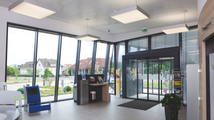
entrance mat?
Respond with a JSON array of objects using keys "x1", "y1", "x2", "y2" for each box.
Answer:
[{"x1": 118, "y1": 100, "x2": 159, "y2": 111}]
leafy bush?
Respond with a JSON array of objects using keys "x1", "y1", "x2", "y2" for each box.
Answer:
[
  {"x1": 68, "y1": 68, "x2": 71, "y2": 76},
  {"x1": 7, "y1": 66, "x2": 15, "y2": 76},
  {"x1": 63, "y1": 86, "x2": 72, "y2": 93},
  {"x1": 17, "y1": 88, "x2": 24, "y2": 94}
]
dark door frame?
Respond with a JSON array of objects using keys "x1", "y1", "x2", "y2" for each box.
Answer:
[{"x1": 122, "y1": 50, "x2": 180, "y2": 99}]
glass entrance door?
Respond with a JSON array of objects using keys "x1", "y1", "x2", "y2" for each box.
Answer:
[
  {"x1": 138, "y1": 60, "x2": 148, "y2": 100},
  {"x1": 126, "y1": 59, "x2": 137, "y2": 99},
  {"x1": 148, "y1": 60, "x2": 159, "y2": 101},
  {"x1": 126, "y1": 58, "x2": 174, "y2": 101}
]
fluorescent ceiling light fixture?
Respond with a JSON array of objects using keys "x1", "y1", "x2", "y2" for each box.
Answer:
[
  {"x1": 9, "y1": 0, "x2": 56, "y2": 19},
  {"x1": 76, "y1": 18, "x2": 100, "y2": 42},
  {"x1": 162, "y1": 24, "x2": 190, "y2": 34},
  {"x1": 109, "y1": 5, "x2": 149, "y2": 24},
  {"x1": 76, "y1": 34, "x2": 100, "y2": 42}
]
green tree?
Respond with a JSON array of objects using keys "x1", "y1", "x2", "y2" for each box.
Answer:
[
  {"x1": 68, "y1": 68, "x2": 71, "y2": 76},
  {"x1": 26, "y1": 67, "x2": 33, "y2": 74},
  {"x1": 43, "y1": 68, "x2": 52, "y2": 80},
  {"x1": 43, "y1": 68, "x2": 54, "y2": 87},
  {"x1": 7, "y1": 66, "x2": 15, "y2": 76},
  {"x1": 13, "y1": 64, "x2": 20, "y2": 75}
]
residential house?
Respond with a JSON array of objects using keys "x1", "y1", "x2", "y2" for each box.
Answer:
[
  {"x1": 70, "y1": 58, "x2": 106, "y2": 75},
  {"x1": 37, "y1": 58, "x2": 62, "y2": 76},
  {"x1": 61, "y1": 64, "x2": 72, "y2": 75},
  {"x1": 20, "y1": 62, "x2": 33, "y2": 74}
]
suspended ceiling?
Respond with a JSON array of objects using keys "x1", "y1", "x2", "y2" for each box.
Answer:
[{"x1": 0, "y1": 0, "x2": 198, "y2": 34}]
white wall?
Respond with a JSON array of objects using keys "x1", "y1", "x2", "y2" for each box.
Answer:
[
  {"x1": 20, "y1": 68, "x2": 27, "y2": 74},
  {"x1": 36, "y1": 61, "x2": 44, "y2": 76},
  {"x1": 198, "y1": 0, "x2": 207, "y2": 18}
]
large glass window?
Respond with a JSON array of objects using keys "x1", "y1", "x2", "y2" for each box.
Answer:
[
  {"x1": 7, "y1": 27, "x2": 35, "y2": 103},
  {"x1": 95, "y1": 42, "x2": 107, "y2": 74},
  {"x1": 36, "y1": 31, "x2": 59, "y2": 102},
  {"x1": 108, "y1": 44, "x2": 115, "y2": 94},
  {"x1": 128, "y1": 37, "x2": 148, "y2": 52},
  {"x1": 182, "y1": 29, "x2": 199, "y2": 104},
  {"x1": 151, "y1": 34, "x2": 179, "y2": 50},
  {"x1": 58, "y1": 36, "x2": 78, "y2": 100},
  {"x1": 116, "y1": 42, "x2": 125, "y2": 95},
  {"x1": 79, "y1": 41, "x2": 93, "y2": 78}
]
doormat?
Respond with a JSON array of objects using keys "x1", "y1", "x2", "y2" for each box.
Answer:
[{"x1": 118, "y1": 100, "x2": 159, "y2": 110}]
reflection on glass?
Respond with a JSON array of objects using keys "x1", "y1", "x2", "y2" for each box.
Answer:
[
  {"x1": 138, "y1": 60, "x2": 148, "y2": 100},
  {"x1": 95, "y1": 42, "x2": 107, "y2": 74},
  {"x1": 126, "y1": 59, "x2": 137, "y2": 99},
  {"x1": 182, "y1": 29, "x2": 199, "y2": 104},
  {"x1": 79, "y1": 41, "x2": 93, "y2": 78},
  {"x1": 36, "y1": 32, "x2": 59, "y2": 102},
  {"x1": 151, "y1": 34, "x2": 179, "y2": 50},
  {"x1": 149, "y1": 60, "x2": 158, "y2": 101},
  {"x1": 116, "y1": 42, "x2": 125, "y2": 95},
  {"x1": 58, "y1": 36, "x2": 77, "y2": 100},
  {"x1": 108, "y1": 45, "x2": 115, "y2": 94},
  {"x1": 128, "y1": 37, "x2": 148, "y2": 52},
  {"x1": 7, "y1": 27, "x2": 35, "y2": 104}
]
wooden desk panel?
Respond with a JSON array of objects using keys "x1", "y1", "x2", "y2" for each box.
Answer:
[{"x1": 89, "y1": 83, "x2": 109, "y2": 102}]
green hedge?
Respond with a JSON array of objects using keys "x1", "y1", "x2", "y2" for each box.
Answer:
[
  {"x1": 41, "y1": 74, "x2": 54, "y2": 77},
  {"x1": 9, "y1": 74, "x2": 39, "y2": 77},
  {"x1": 8, "y1": 74, "x2": 55, "y2": 77}
]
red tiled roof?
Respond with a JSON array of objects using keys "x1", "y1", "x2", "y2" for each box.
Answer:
[
  {"x1": 62, "y1": 64, "x2": 72, "y2": 68},
  {"x1": 70, "y1": 58, "x2": 106, "y2": 69}
]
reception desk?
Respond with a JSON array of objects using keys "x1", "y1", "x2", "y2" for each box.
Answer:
[
  {"x1": 76, "y1": 74, "x2": 110, "y2": 105},
  {"x1": 89, "y1": 83, "x2": 110, "y2": 102}
]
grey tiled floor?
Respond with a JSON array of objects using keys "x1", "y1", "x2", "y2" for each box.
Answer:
[{"x1": 20, "y1": 96, "x2": 186, "y2": 120}]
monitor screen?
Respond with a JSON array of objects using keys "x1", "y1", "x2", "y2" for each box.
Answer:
[{"x1": 28, "y1": 88, "x2": 38, "y2": 95}]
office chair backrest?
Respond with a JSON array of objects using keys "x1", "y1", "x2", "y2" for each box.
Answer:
[{"x1": 0, "y1": 82, "x2": 7, "y2": 90}]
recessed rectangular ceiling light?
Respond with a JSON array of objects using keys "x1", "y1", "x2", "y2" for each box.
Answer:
[
  {"x1": 76, "y1": 34, "x2": 100, "y2": 42},
  {"x1": 109, "y1": 5, "x2": 150, "y2": 24},
  {"x1": 9, "y1": 0, "x2": 56, "y2": 19},
  {"x1": 162, "y1": 24, "x2": 190, "y2": 34}
]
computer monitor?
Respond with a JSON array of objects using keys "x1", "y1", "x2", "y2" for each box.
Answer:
[{"x1": 27, "y1": 88, "x2": 38, "y2": 95}]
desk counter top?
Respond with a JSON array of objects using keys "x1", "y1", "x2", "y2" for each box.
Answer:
[{"x1": 89, "y1": 83, "x2": 109, "y2": 86}]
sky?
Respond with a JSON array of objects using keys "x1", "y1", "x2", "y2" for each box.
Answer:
[{"x1": 7, "y1": 27, "x2": 111, "y2": 66}]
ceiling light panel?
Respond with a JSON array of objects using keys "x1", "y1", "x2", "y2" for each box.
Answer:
[
  {"x1": 162, "y1": 24, "x2": 189, "y2": 34},
  {"x1": 76, "y1": 34, "x2": 100, "y2": 42},
  {"x1": 110, "y1": 5, "x2": 150, "y2": 24},
  {"x1": 9, "y1": 0, "x2": 56, "y2": 19}
]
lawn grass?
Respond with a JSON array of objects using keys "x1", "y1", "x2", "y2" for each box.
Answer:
[
  {"x1": 39, "y1": 86, "x2": 73, "y2": 97},
  {"x1": 143, "y1": 82, "x2": 169, "y2": 88},
  {"x1": 6, "y1": 78, "x2": 43, "y2": 84}
]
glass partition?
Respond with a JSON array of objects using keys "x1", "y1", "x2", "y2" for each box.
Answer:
[
  {"x1": 95, "y1": 42, "x2": 107, "y2": 74},
  {"x1": 116, "y1": 42, "x2": 125, "y2": 95},
  {"x1": 182, "y1": 29, "x2": 199, "y2": 104},
  {"x1": 108, "y1": 44, "x2": 115, "y2": 94},
  {"x1": 151, "y1": 34, "x2": 179, "y2": 50},
  {"x1": 36, "y1": 31, "x2": 59, "y2": 102},
  {"x1": 126, "y1": 59, "x2": 137, "y2": 99},
  {"x1": 7, "y1": 27, "x2": 35, "y2": 104},
  {"x1": 58, "y1": 36, "x2": 78, "y2": 100},
  {"x1": 79, "y1": 41, "x2": 93, "y2": 78},
  {"x1": 128, "y1": 37, "x2": 148, "y2": 52}
]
